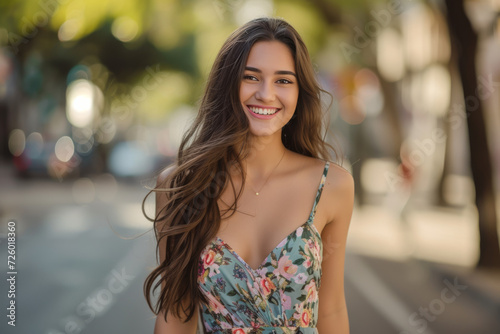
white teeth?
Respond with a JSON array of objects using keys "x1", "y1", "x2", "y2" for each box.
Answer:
[{"x1": 249, "y1": 107, "x2": 278, "y2": 115}]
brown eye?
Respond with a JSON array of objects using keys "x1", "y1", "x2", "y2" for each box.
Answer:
[{"x1": 243, "y1": 75, "x2": 258, "y2": 81}]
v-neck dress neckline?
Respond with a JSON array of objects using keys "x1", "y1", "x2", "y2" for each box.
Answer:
[{"x1": 213, "y1": 219, "x2": 322, "y2": 273}]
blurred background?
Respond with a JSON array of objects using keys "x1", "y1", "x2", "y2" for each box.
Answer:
[{"x1": 1, "y1": 0, "x2": 500, "y2": 333}]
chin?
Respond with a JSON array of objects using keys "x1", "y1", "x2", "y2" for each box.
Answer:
[{"x1": 248, "y1": 127, "x2": 280, "y2": 139}]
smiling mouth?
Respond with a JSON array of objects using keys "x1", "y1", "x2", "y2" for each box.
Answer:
[{"x1": 247, "y1": 105, "x2": 281, "y2": 115}]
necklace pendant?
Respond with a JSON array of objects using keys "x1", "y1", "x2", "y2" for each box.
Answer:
[{"x1": 256, "y1": 192, "x2": 259, "y2": 196}]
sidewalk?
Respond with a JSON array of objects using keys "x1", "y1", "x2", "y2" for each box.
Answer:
[
  {"x1": 347, "y1": 204, "x2": 500, "y2": 311},
  {"x1": 347, "y1": 204, "x2": 479, "y2": 265},
  {"x1": 428, "y1": 261, "x2": 500, "y2": 309}
]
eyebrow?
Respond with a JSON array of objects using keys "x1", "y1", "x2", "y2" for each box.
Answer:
[{"x1": 245, "y1": 66, "x2": 297, "y2": 78}]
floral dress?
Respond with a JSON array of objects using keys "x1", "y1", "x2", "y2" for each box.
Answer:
[{"x1": 197, "y1": 161, "x2": 330, "y2": 334}]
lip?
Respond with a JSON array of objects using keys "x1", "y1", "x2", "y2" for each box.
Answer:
[{"x1": 246, "y1": 105, "x2": 281, "y2": 120}]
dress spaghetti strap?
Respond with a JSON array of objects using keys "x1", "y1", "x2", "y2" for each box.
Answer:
[{"x1": 307, "y1": 160, "x2": 330, "y2": 224}]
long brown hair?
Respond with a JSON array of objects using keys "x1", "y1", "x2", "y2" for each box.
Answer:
[{"x1": 143, "y1": 17, "x2": 340, "y2": 324}]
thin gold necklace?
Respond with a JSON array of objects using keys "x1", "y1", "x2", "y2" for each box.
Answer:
[{"x1": 246, "y1": 148, "x2": 286, "y2": 196}]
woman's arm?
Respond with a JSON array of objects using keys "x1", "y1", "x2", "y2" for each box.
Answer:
[
  {"x1": 316, "y1": 166, "x2": 354, "y2": 334},
  {"x1": 153, "y1": 168, "x2": 200, "y2": 334}
]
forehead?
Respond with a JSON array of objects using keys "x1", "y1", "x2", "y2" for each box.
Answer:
[{"x1": 245, "y1": 40, "x2": 295, "y2": 72}]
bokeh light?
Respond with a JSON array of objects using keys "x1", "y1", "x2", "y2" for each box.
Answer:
[
  {"x1": 71, "y1": 126, "x2": 95, "y2": 155},
  {"x1": 401, "y1": 4, "x2": 433, "y2": 71},
  {"x1": 8, "y1": 129, "x2": 26, "y2": 157},
  {"x1": 354, "y1": 69, "x2": 384, "y2": 117},
  {"x1": 235, "y1": 0, "x2": 273, "y2": 24},
  {"x1": 58, "y1": 18, "x2": 84, "y2": 42},
  {"x1": 55, "y1": 136, "x2": 75, "y2": 162},
  {"x1": 108, "y1": 141, "x2": 153, "y2": 177},
  {"x1": 418, "y1": 64, "x2": 451, "y2": 116},
  {"x1": 111, "y1": 16, "x2": 139, "y2": 42},
  {"x1": 66, "y1": 79, "x2": 104, "y2": 128},
  {"x1": 377, "y1": 28, "x2": 405, "y2": 82},
  {"x1": 361, "y1": 158, "x2": 399, "y2": 194},
  {"x1": 25, "y1": 132, "x2": 44, "y2": 159}
]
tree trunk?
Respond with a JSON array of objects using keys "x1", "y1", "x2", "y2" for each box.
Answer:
[{"x1": 444, "y1": 0, "x2": 500, "y2": 268}]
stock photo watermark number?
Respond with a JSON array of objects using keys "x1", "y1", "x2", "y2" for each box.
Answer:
[{"x1": 6, "y1": 220, "x2": 17, "y2": 327}]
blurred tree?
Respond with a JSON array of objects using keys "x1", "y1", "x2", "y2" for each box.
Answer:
[
  {"x1": 0, "y1": 0, "x2": 230, "y2": 160},
  {"x1": 444, "y1": 0, "x2": 500, "y2": 268},
  {"x1": 305, "y1": 0, "x2": 403, "y2": 206}
]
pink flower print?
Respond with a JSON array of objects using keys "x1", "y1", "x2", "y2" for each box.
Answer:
[
  {"x1": 260, "y1": 277, "x2": 276, "y2": 296},
  {"x1": 221, "y1": 322, "x2": 233, "y2": 329},
  {"x1": 247, "y1": 280, "x2": 261, "y2": 296},
  {"x1": 208, "y1": 264, "x2": 220, "y2": 278},
  {"x1": 293, "y1": 273, "x2": 308, "y2": 285},
  {"x1": 303, "y1": 256, "x2": 312, "y2": 269},
  {"x1": 255, "y1": 266, "x2": 268, "y2": 277},
  {"x1": 277, "y1": 255, "x2": 298, "y2": 280},
  {"x1": 206, "y1": 292, "x2": 226, "y2": 314},
  {"x1": 294, "y1": 302, "x2": 304, "y2": 314},
  {"x1": 305, "y1": 279, "x2": 318, "y2": 303},
  {"x1": 306, "y1": 239, "x2": 322, "y2": 269},
  {"x1": 296, "y1": 226, "x2": 303, "y2": 237},
  {"x1": 203, "y1": 250, "x2": 216, "y2": 267},
  {"x1": 277, "y1": 237, "x2": 288, "y2": 249},
  {"x1": 300, "y1": 309, "x2": 312, "y2": 326},
  {"x1": 279, "y1": 289, "x2": 291, "y2": 310},
  {"x1": 250, "y1": 321, "x2": 262, "y2": 328},
  {"x1": 232, "y1": 329, "x2": 245, "y2": 334},
  {"x1": 292, "y1": 302, "x2": 304, "y2": 321}
]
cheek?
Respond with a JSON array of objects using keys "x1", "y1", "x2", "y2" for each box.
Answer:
[
  {"x1": 285, "y1": 89, "x2": 299, "y2": 110},
  {"x1": 239, "y1": 84, "x2": 253, "y2": 103}
]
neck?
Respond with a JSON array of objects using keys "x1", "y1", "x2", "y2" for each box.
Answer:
[{"x1": 242, "y1": 133, "x2": 287, "y2": 181}]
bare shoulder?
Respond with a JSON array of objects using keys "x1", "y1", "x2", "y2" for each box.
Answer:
[
  {"x1": 322, "y1": 161, "x2": 355, "y2": 225},
  {"x1": 288, "y1": 154, "x2": 354, "y2": 225},
  {"x1": 285, "y1": 150, "x2": 327, "y2": 176},
  {"x1": 325, "y1": 161, "x2": 354, "y2": 189},
  {"x1": 291, "y1": 153, "x2": 352, "y2": 188},
  {"x1": 298, "y1": 156, "x2": 353, "y2": 201}
]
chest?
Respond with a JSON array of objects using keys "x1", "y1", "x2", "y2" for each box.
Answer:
[{"x1": 213, "y1": 174, "x2": 328, "y2": 271}]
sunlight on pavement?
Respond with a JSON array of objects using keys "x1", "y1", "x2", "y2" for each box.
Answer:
[
  {"x1": 409, "y1": 206, "x2": 478, "y2": 266},
  {"x1": 347, "y1": 205, "x2": 413, "y2": 261},
  {"x1": 347, "y1": 204, "x2": 479, "y2": 267}
]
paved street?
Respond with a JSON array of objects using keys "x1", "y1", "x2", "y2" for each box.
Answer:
[{"x1": 1, "y1": 168, "x2": 500, "y2": 334}]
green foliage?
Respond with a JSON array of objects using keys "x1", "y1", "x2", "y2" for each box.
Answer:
[{"x1": 0, "y1": 0, "x2": 384, "y2": 121}]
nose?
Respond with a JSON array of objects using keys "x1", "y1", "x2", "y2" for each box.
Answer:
[{"x1": 255, "y1": 80, "x2": 276, "y2": 102}]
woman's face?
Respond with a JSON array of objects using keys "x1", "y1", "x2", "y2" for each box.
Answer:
[{"x1": 239, "y1": 40, "x2": 299, "y2": 139}]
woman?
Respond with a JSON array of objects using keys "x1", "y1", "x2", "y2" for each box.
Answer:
[{"x1": 143, "y1": 17, "x2": 354, "y2": 334}]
